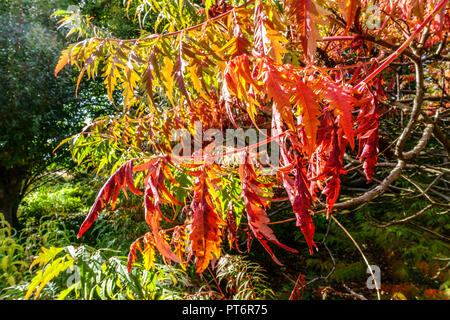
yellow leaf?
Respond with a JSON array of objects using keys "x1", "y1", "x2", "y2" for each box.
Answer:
[
  {"x1": 29, "y1": 247, "x2": 64, "y2": 270},
  {"x1": 161, "y1": 57, "x2": 175, "y2": 106},
  {"x1": 392, "y1": 292, "x2": 408, "y2": 300},
  {"x1": 188, "y1": 66, "x2": 211, "y2": 102},
  {"x1": 1, "y1": 256, "x2": 8, "y2": 271},
  {"x1": 142, "y1": 241, "x2": 155, "y2": 271}
]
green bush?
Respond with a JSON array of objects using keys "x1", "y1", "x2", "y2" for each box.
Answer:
[
  {"x1": 19, "y1": 179, "x2": 90, "y2": 221},
  {"x1": 12, "y1": 245, "x2": 191, "y2": 300},
  {"x1": 0, "y1": 213, "x2": 28, "y2": 290}
]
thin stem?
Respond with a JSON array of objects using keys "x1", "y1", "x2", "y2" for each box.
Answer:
[
  {"x1": 207, "y1": 267, "x2": 225, "y2": 298},
  {"x1": 330, "y1": 215, "x2": 381, "y2": 300}
]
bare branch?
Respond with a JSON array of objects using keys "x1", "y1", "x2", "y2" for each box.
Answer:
[
  {"x1": 332, "y1": 160, "x2": 406, "y2": 211},
  {"x1": 366, "y1": 204, "x2": 433, "y2": 228}
]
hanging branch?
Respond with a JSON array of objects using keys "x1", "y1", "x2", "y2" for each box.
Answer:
[{"x1": 53, "y1": 0, "x2": 450, "y2": 280}]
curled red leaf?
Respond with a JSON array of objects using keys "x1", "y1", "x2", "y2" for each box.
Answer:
[{"x1": 78, "y1": 159, "x2": 142, "y2": 238}]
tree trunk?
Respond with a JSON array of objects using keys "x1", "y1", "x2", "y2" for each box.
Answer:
[{"x1": 0, "y1": 167, "x2": 27, "y2": 229}]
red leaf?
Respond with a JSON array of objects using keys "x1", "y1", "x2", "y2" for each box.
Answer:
[
  {"x1": 142, "y1": 50, "x2": 157, "y2": 105},
  {"x1": 226, "y1": 202, "x2": 242, "y2": 252},
  {"x1": 323, "y1": 81, "x2": 356, "y2": 149},
  {"x1": 143, "y1": 163, "x2": 182, "y2": 264},
  {"x1": 273, "y1": 103, "x2": 317, "y2": 254},
  {"x1": 127, "y1": 238, "x2": 142, "y2": 272},
  {"x1": 360, "y1": 126, "x2": 379, "y2": 183},
  {"x1": 133, "y1": 158, "x2": 159, "y2": 172},
  {"x1": 355, "y1": 93, "x2": 379, "y2": 183},
  {"x1": 252, "y1": 1, "x2": 267, "y2": 57},
  {"x1": 78, "y1": 160, "x2": 141, "y2": 238},
  {"x1": 322, "y1": 130, "x2": 347, "y2": 217},
  {"x1": 232, "y1": 16, "x2": 251, "y2": 57},
  {"x1": 125, "y1": 160, "x2": 143, "y2": 195},
  {"x1": 307, "y1": 113, "x2": 335, "y2": 198},
  {"x1": 289, "y1": 273, "x2": 306, "y2": 300},
  {"x1": 285, "y1": 0, "x2": 322, "y2": 61},
  {"x1": 239, "y1": 154, "x2": 298, "y2": 265},
  {"x1": 292, "y1": 159, "x2": 317, "y2": 254}
]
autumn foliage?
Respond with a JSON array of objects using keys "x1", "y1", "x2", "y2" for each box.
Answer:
[{"x1": 54, "y1": 0, "x2": 449, "y2": 273}]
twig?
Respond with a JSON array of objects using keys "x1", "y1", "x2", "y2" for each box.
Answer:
[
  {"x1": 330, "y1": 215, "x2": 381, "y2": 300},
  {"x1": 366, "y1": 204, "x2": 433, "y2": 228},
  {"x1": 408, "y1": 222, "x2": 450, "y2": 242},
  {"x1": 343, "y1": 283, "x2": 368, "y2": 300},
  {"x1": 307, "y1": 219, "x2": 336, "y2": 286}
]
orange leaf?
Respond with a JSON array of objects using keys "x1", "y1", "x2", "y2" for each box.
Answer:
[
  {"x1": 189, "y1": 171, "x2": 224, "y2": 273},
  {"x1": 55, "y1": 49, "x2": 70, "y2": 78}
]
